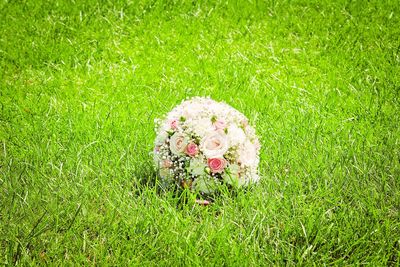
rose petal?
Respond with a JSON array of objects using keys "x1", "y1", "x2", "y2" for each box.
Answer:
[{"x1": 195, "y1": 199, "x2": 210, "y2": 206}]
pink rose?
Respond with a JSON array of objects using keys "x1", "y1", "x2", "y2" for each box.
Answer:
[
  {"x1": 207, "y1": 158, "x2": 227, "y2": 173},
  {"x1": 185, "y1": 143, "x2": 199, "y2": 157},
  {"x1": 170, "y1": 119, "x2": 179, "y2": 130},
  {"x1": 162, "y1": 159, "x2": 173, "y2": 168},
  {"x1": 213, "y1": 119, "x2": 226, "y2": 130},
  {"x1": 195, "y1": 199, "x2": 210, "y2": 206}
]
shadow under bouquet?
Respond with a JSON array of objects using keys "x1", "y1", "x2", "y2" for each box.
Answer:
[{"x1": 154, "y1": 97, "x2": 261, "y2": 197}]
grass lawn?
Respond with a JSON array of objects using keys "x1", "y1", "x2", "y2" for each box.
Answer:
[{"x1": 1, "y1": 0, "x2": 399, "y2": 265}]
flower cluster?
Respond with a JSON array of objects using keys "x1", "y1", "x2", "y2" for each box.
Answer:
[{"x1": 153, "y1": 97, "x2": 260, "y2": 193}]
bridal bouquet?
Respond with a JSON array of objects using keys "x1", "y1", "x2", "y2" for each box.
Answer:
[{"x1": 153, "y1": 97, "x2": 260, "y2": 194}]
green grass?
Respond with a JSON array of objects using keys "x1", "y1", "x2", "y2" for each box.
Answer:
[{"x1": 1, "y1": 0, "x2": 399, "y2": 265}]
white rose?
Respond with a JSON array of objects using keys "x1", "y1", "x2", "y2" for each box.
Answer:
[
  {"x1": 188, "y1": 118, "x2": 214, "y2": 137},
  {"x1": 169, "y1": 133, "x2": 188, "y2": 155},
  {"x1": 189, "y1": 157, "x2": 206, "y2": 176},
  {"x1": 238, "y1": 140, "x2": 257, "y2": 166},
  {"x1": 200, "y1": 131, "x2": 229, "y2": 158},
  {"x1": 227, "y1": 125, "x2": 246, "y2": 146}
]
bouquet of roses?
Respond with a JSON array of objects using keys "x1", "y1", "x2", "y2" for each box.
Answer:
[{"x1": 153, "y1": 97, "x2": 260, "y2": 194}]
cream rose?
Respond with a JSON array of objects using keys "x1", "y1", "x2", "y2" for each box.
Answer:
[
  {"x1": 200, "y1": 132, "x2": 229, "y2": 158},
  {"x1": 169, "y1": 133, "x2": 188, "y2": 155}
]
